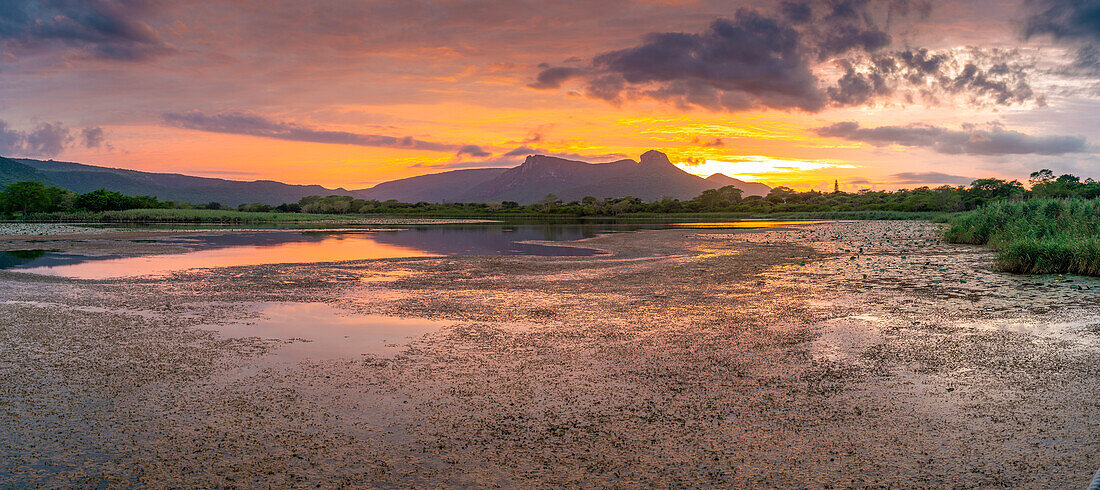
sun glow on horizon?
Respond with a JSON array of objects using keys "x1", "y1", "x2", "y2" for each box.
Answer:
[{"x1": 675, "y1": 156, "x2": 856, "y2": 182}]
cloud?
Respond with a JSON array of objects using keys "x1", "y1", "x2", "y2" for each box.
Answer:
[
  {"x1": 692, "y1": 137, "x2": 724, "y2": 147},
  {"x1": 814, "y1": 121, "x2": 1087, "y2": 155},
  {"x1": 527, "y1": 2, "x2": 1036, "y2": 112},
  {"x1": 456, "y1": 144, "x2": 490, "y2": 157},
  {"x1": 163, "y1": 111, "x2": 464, "y2": 152},
  {"x1": 1023, "y1": 0, "x2": 1100, "y2": 74},
  {"x1": 528, "y1": 66, "x2": 584, "y2": 89},
  {"x1": 503, "y1": 146, "x2": 539, "y2": 157},
  {"x1": 0, "y1": 0, "x2": 174, "y2": 62},
  {"x1": 0, "y1": 120, "x2": 81, "y2": 158},
  {"x1": 826, "y1": 47, "x2": 1041, "y2": 107},
  {"x1": 81, "y1": 127, "x2": 105, "y2": 148},
  {"x1": 890, "y1": 171, "x2": 975, "y2": 185},
  {"x1": 585, "y1": 10, "x2": 825, "y2": 111}
]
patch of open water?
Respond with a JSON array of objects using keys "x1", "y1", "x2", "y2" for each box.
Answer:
[
  {"x1": 197, "y1": 302, "x2": 453, "y2": 364},
  {"x1": 3, "y1": 221, "x2": 831, "y2": 279}
]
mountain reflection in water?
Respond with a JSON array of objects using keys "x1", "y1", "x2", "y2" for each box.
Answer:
[
  {"x1": 9, "y1": 225, "x2": 609, "y2": 279},
  {"x1": 6, "y1": 220, "x2": 829, "y2": 279}
]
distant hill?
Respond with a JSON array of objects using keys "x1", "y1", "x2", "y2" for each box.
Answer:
[
  {"x1": 0, "y1": 151, "x2": 772, "y2": 206},
  {"x1": 355, "y1": 168, "x2": 508, "y2": 202},
  {"x1": 456, "y1": 155, "x2": 639, "y2": 203},
  {"x1": 450, "y1": 150, "x2": 771, "y2": 203},
  {"x1": 0, "y1": 157, "x2": 55, "y2": 188},
  {"x1": 12, "y1": 158, "x2": 355, "y2": 206},
  {"x1": 704, "y1": 173, "x2": 772, "y2": 197}
]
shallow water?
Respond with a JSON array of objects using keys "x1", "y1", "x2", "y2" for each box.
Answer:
[
  {"x1": 197, "y1": 302, "x2": 453, "y2": 363},
  {"x1": 11, "y1": 219, "x2": 1094, "y2": 487},
  {"x1": 3, "y1": 221, "x2": 824, "y2": 279},
  {"x1": 8, "y1": 227, "x2": 607, "y2": 279}
]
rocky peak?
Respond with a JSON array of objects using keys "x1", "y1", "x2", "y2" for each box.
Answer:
[{"x1": 639, "y1": 150, "x2": 674, "y2": 168}]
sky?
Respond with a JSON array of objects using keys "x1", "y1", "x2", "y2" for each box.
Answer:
[{"x1": 0, "y1": 0, "x2": 1098, "y2": 192}]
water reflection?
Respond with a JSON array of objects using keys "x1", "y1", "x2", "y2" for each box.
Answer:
[
  {"x1": 199, "y1": 302, "x2": 452, "y2": 362},
  {"x1": 7, "y1": 226, "x2": 610, "y2": 279},
  {"x1": 20, "y1": 235, "x2": 442, "y2": 279},
  {"x1": 670, "y1": 220, "x2": 834, "y2": 228},
  {"x1": 5, "y1": 220, "x2": 828, "y2": 279}
]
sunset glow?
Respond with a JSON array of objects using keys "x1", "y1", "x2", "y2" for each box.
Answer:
[{"x1": 1, "y1": 1, "x2": 1096, "y2": 191}]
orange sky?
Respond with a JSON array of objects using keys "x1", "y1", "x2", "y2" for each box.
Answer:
[{"x1": 1, "y1": 0, "x2": 1096, "y2": 193}]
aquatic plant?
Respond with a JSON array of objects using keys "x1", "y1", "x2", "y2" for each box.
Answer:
[{"x1": 944, "y1": 198, "x2": 1100, "y2": 276}]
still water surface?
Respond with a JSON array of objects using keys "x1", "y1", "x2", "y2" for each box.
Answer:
[{"x1": 3, "y1": 220, "x2": 824, "y2": 279}]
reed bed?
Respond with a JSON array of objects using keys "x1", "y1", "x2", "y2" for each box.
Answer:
[{"x1": 944, "y1": 198, "x2": 1100, "y2": 275}]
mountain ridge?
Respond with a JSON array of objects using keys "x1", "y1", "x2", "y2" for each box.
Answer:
[{"x1": 1, "y1": 151, "x2": 771, "y2": 206}]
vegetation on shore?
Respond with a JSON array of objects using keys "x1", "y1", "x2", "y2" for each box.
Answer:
[
  {"x1": 5, "y1": 169, "x2": 1086, "y2": 220},
  {"x1": 20, "y1": 208, "x2": 357, "y2": 223},
  {"x1": 944, "y1": 198, "x2": 1100, "y2": 276}
]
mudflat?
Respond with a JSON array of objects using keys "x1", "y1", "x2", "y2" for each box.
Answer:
[{"x1": 1, "y1": 221, "x2": 1097, "y2": 486}]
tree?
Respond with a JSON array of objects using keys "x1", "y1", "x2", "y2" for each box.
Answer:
[
  {"x1": 1, "y1": 181, "x2": 49, "y2": 214},
  {"x1": 968, "y1": 178, "x2": 1023, "y2": 202},
  {"x1": 74, "y1": 189, "x2": 132, "y2": 212},
  {"x1": 695, "y1": 185, "x2": 743, "y2": 210},
  {"x1": 765, "y1": 186, "x2": 796, "y2": 204},
  {"x1": 540, "y1": 193, "x2": 561, "y2": 212},
  {"x1": 1029, "y1": 169, "x2": 1054, "y2": 185}
]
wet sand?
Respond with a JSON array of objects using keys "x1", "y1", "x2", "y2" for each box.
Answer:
[{"x1": 1, "y1": 221, "x2": 1098, "y2": 486}]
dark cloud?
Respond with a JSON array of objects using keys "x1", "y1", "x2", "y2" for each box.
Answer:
[
  {"x1": 25, "y1": 122, "x2": 72, "y2": 156},
  {"x1": 692, "y1": 137, "x2": 725, "y2": 147},
  {"x1": 163, "y1": 111, "x2": 463, "y2": 152},
  {"x1": 0, "y1": 120, "x2": 76, "y2": 157},
  {"x1": 891, "y1": 171, "x2": 975, "y2": 185},
  {"x1": 1024, "y1": 0, "x2": 1100, "y2": 43},
  {"x1": 456, "y1": 144, "x2": 490, "y2": 157},
  {"x1": 529, "y1": 2, "x2": 1033, "y2": 112},
  {"x1": 779, "y1": 1, "x2": 814, "y2": 23},
  {"x1": 1023, "y1": 0, "x2": 1100, "y2": 74},
  {"x1": 587, "y1": 10, "x2": 824, "y2": 111},
  {"x1": 504, "y1": 146, "x2": 539, "y2": 157},
  {"x1": 814, "y1": 121, "x2": 1087, "y2": 155},
  {"x1": 81, "y1": 127, "x2": 105, "y2": 148},
  {"x1": 0, "y1": 0, "x2": 174, "y2": 62},
  {"x1": 528, "y1": 66, "x2": 584, "y2": 89},
  {"x1": 827, "y1": 47, "x2": 1041, "y2": 107}
]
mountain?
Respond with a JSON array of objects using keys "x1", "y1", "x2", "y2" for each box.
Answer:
[
  {"x1": 0, "y1": 156, "x2": 55, "y2": 188},
  {"x1": 13, "y1": 158, "x2": 355, "y2": 206},
  {"x1": 0, "y1": 151, "x2": 772, "y2": 206},
  {"x1": 456, "y1": 155, "x2": 639, "y2": 203},
  {"x1": 453, "y1": 150, "x2": 771, "y2": 203},
  {"x1": 354, "y1": 168, "x2": 508, "y2": 202},
  {"x1": 704, "y1": 173, "x2": 772, "y2": 197}
]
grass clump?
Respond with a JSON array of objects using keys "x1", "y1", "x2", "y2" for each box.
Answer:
[{"x1": 944, "y1": 198, "x2": 1100, "y2": 275}]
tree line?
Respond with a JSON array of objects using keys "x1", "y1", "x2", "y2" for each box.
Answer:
[{"x1": 2, "y1": 169, "x2": 1097, "y2": 217}]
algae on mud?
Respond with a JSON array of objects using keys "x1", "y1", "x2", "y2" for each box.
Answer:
[{"x1": 0, "y1": 220, "x2": 1098, "y2": 487}]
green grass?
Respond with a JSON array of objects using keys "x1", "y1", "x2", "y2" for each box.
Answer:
[
  {"x1": 15, "y1": 208, "x2": 354, "y2": 223},
  {"x1": 8, "y1": 208, "x2": 957, "y2": 223},
  {"x1": 944, "y1": 198, "x2": 1100, "y2": 276}
]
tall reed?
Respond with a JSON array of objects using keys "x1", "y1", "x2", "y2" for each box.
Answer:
[{"x1": 944, "y1": 198, "x2": 1100, "y2": 275}]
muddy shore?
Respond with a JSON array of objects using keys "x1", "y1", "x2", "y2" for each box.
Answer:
[{"x1": 1, "y1": 221, "x2": 1097, "y2": 486}]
